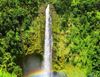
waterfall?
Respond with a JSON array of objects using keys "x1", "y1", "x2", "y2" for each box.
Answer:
[{"x1": 43, "y1": 4, "x2": 52, "y2": 77}]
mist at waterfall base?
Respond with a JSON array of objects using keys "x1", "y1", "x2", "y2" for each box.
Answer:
[
  {"x1": 23, "y1": 56, "x2": 65, "y2": 77},
  {"x1": 23, "y1": 54, "x2": 66, "y2": 77}
]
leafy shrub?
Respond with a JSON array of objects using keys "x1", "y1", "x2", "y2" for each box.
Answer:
[{"x1": 0, "y1": 69, "x2": 17, "y2": 77}]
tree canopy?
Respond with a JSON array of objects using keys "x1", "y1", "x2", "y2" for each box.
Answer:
[{"x1": 0, "y1": 0, "x2": 100, "y2": 77}]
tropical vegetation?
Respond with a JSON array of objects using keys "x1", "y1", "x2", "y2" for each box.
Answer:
[{"x1": 0, "y1": 0, "x2": 100, "y2": 77}]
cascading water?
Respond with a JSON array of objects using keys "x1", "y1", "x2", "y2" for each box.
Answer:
[
  {"x1": 43, "y1": 4, "x2": 52, "y2": 77},
  {"x1": 23, "y1": 4, "x2": 67, "y2": 77}
]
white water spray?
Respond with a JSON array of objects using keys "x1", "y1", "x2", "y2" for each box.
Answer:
[{"x1": 43, "y1": 4, "x2": 52, "y2": 77}]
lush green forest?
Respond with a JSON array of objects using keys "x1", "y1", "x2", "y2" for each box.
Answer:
[{"x1": 0, "y1": 0, "x2": 100, "y2": 77}]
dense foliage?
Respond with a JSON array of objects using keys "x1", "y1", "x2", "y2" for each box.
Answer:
[
  {"x1": 0, "y1": 0, "x2": 100, "y2": 77},
  {"x1": 0, "y1": 69, "x2": 17, "y2": 77}
]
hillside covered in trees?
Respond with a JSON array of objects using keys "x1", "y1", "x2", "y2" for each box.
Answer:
[{"x1": 0, "y1": 0, "x2": 100, "y2": 77}]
